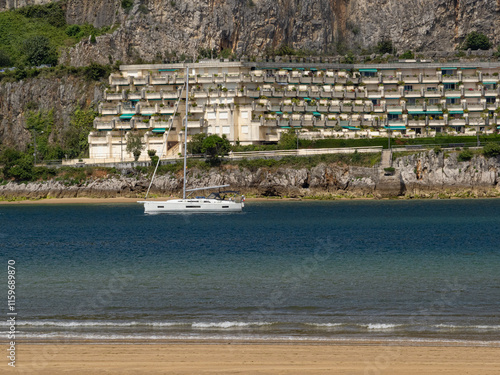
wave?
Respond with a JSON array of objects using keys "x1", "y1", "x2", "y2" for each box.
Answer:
[
  {"x1": 365, "y1": 323, "x2": 402, "y2": 331},
  {"x1": 192, "y1": 322, "x2": 272, "y2": 329}
]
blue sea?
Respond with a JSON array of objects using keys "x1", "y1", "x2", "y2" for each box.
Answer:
[{"x1": 1, "y1": 200, "x2": 500, "y2": 344}]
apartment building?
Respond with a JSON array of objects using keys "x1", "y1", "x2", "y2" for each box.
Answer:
[{"x1": 90, "y1": 60, "x2": 500, "y2": 161}]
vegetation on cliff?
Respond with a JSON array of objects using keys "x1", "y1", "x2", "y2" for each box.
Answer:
[{"x1": 0, "y1": 1, "x2": 116, "y2": 68}]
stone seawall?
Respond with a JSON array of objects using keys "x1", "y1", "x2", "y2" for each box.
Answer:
[{"x1": 1, "y1": 151, "x2": 499, "y2": 200}]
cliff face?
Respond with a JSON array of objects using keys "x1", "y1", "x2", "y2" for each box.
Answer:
[
  {"x1": 1, "y1": 152, "x2": 499, "y2": 200},
  {"x1": 3, "y1": 1, "x2": 499, "y2": 65},
  {"x1": 0, "y1": 76, "x2": 103, "y2": 148}
]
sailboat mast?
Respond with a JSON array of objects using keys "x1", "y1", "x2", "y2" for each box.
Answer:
[{"x1": 182, "y1": 66, "x2": 189, "y2": 199}]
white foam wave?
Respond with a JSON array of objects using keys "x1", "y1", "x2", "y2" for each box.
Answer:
[
  {"x1": 365, "y1": 323, "x2": 401, "y2": 330},
  {"x1": 435, "y1": 324, "x2": 500, "y2": 331},
  {"x1": 192, "y1": 322, "x2": 271, "y2": 329}
]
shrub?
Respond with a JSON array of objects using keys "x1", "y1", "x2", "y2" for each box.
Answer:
[
  {"x1": 457, "y1": 149, "x2": 473, "y2": 162},
  {"x1": 23, "y1": 35, "x2": 58, "y2": 67},
  {"x1": 121, "y1": 0, "x2": 134, "y2": 12},
  {"x1": 376, "y1": 39, "x2": 393, "y2": 54},
  {"x1": 483, "y1": 142, "x2": 500, "y2": 158},
  {"x1": 463, "y1": 31, "x2": 491, "y2": 50},
  {"x1": 399, "y1": 50, "x2": 414, "y2": 59}
]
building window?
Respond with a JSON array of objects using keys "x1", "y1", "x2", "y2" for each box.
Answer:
[
  {"x1": 241, "y1": 125, "x2": 249, "y2": 134},
  {"x1": 241, "y1": 111, "x2": 248, "y2": 119},
  {"x1": 219, "y1": 112, "x2": 228, "y2": 120},
  {"x1": 444, "y1": 83, "x2": 456, "y2": 90},
  {"x1": 404, "y1": 85, "x2": 413, "y2": 91},
  {"x1": 222, "y1": 126, "x2": 230, "y2": 134}
]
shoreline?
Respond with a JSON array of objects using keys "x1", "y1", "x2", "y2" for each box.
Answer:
[
  {"x1": 14, "y1": 342, "x2": 500, "y2": 374},
  {"x1": 1, "y1": 195, "x2": 500, "y2": 205}
]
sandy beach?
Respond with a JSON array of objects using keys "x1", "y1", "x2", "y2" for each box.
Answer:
[{"x1": 11, "y1": 342, "x2": 500, "y2": 374}]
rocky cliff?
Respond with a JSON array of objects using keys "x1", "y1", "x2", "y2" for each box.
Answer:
[
  {"x1": 0, "y1": 75, "x2": 103, "y2": 148},
  {"x1": 1, "y1": 152, "x2": 499, "y2": 200},
  {"x1": 2, "y1": 1, "x2": 500, "y2": 65}
]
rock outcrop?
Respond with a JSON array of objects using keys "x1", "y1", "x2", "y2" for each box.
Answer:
[
  {"x1": 0, "y1": 76, "x2": 103, "y2": 148},
  {"x1": 2, "y1": 1, "x2": 500, "y2": 65},
  {"x1": 1, "y1": 152, "x2": 499, "y2": 200}
]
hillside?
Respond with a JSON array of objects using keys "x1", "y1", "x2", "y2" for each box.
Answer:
[{"x1": 1, "y1": 0, "x2": 500, "y2": 66}]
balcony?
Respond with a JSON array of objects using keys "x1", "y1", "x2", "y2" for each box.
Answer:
[
  {"x1": 325, "y1": 119, "x2": 338, "y2": 127},
  {"x1": 353, "y1": 104, "x2": 364, "y2": 112},
  {"x1": 329, "y1": 104, "x2": 341, "y2": 113},
  {"x1": 225, "y1": 74, "x2": 240, "y2": 83},
  {"x1": 340, "y1": 104, "x2": 353, "y2": 113},
  {"x1": 312, "y1": 75, "x2": 324, "y2": 84},
  {"x1": 269, "y1": 104, "x2": 281, "y2": 112},
  {"x1": 282, "y1": 103, "x2": 293, "y2": 112},
  {"x1": 442, "y1": 75, "x2": 459, "y2": 83},
  {"x1": 186, "y1": 119, "x2": 203, "y2": 128},
  {"x1": 367, "y1": 91, "x2": 382, "y2": 99},
  {"x1": 241, "y1": 74, "x2": 252, "y2": 83},
  {"x1": 115, "y1": 121, "x2": 133, "y2": 130},
  {"x1": 101, "y1": 106, "x2": 119, "y2": 115},
  {"x1": 247, "y1": 90, "x2": 260, "y2": 98},
  {"x1": 300, "y1": 75, "x2": 312, "y2": 84},
  {"x1": 428, "y1": 119, "x2": 445, "y2": 126},
  {"x1": 403, "y1": 75, "x2": 420, "y2": 84},
  {"x1": 449, "y1": 119, "x2": 466, "y2": 126},
  {"x1": 464, "y1": 89, "x2": 482, "y2": 98},
  {"x1": 294, "y1": 104, "x2": 306, "y2": 112},
  {"x1": 462, "y1": 75, "x2": 479, "y2": 83},
  {"x1": 133, "y1": 77, "x2": 148, "y2": 86},
  {"x1": 423, "y1": 89, "x2": 441, "y2": 98},
  {"x1": 264, "y1": 74, "x2": 276, "y2": 83},
  {"x1": 290, "y1": 115, "x2": 302, "y2": 127},
  {"x1": 159, "y1": 106, "x2": 176, "y2": 115},
  {"x1": 271, "y1": 89, "x2": 284, "y2": 98},
  {"x1": 251, "y1": 74, "x2": 264, "y2": 83},
  {"x1": 140, "y1": 106, "x2": 157, "y2": 116},
  {"x1": 444, "y1": 90, "x2": 461, "y2": 97},
  {"x1": 150, "y1": 76, "x2": 169, "y2": 85},
  {"x1": 466, "y1": 102, "x2": 484, "y2": 111},
  {"x1": 404, "y1": 90, "x2": 422, "y2": 98},
  {"x1": 344, "y1": 91, "x2": 356, "y2": 99},
  {"x1": 105, "y1": 92, "x2": 124, "y2": 100},
  {"x1": 422, "y1": 75, "x2": 439, "y2": 83},
  {"x1": 145, "y1": 92, "x2": 162, "y2": 100},
  {"x1": 111, "y1": 77, "x2": 130, "y2": 86},
  {"x1": 263, "y1": 117, "x2": 277, "y2": 127},
  {"x1": 381, "y1": 75, "x2": 398, "y2": 84},
  {"x1": 189, "y1": 105, "x2": 205, "y2": 114},
  {"x1": 285, "y1": 89, "x2": 297, "y2": 97},
  {"x1": 197, "y1": 75, "x2": 213, "y2": 84},
  {"x1": 302, "y1": 115, "x2": 314, "y2": 126},
  {"x1": 288, "y1": 75, "x2": 300, "y2": 84},
  {"x1": 332, "y1": 90, "x2": 344, "y2": 99},
  {"x1": 162, "y1": 91, "x2": 179, "y2": 100},
  {"x1": 278, "y1": 118, "x2": 290, "y2": 127},
  {"x1": 408, "y1": 120, "x2": 426, "y2": 127},
  {"x1": 324, "y1": 75, "x2": 335, "y2": 84},
  {"x1": 94, "y1": 120, "x2": 115, "y2": 130},
  {"x1": 128, "y1": 92, "x2": 142, "y2": 101},
  {"x1": 361, "y1": 76, "x2": 379, "y2": 85}
]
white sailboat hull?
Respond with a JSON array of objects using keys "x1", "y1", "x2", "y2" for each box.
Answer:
[{"x1": 139, "y1": 199, "x2": 244, "y2": 213}]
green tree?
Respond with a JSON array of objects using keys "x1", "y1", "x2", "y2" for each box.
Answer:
[
  {"x1": 464, "y1": 32, "x2": 491, "y2": 50},
  {"x1": 188, "y1": 132, "x2": 207, "y2": 154},
  {"x1": 0, "y1": 50, "x2": 11, "y2": 67},
  {"x1": 0, "y1": 148, "x2": 33, "y2": 181},
  {"x1": 399, "y1": 50, "x2": 414, "y2": 59},
  {"x1": 62, "y1": 107, "x2": 97, "y2": 158},
  {"x1": 376, "y1": 39, "x2": 394, "y2": 54},
  {"x1": 126, "y1": 132, "x2": 145, "y2": 161},
  {"x1": 201, "y1": 134, "x2": 231, "y2": 162},
  {"x1": 22, "y1": 35, "x2": 58, "y2": 67},
  {"x1": 278, "y1": 129, "x2": 298, "y2": 150},
  {"x1": 483, "y1": 142, "x2": 500, "y2": 158},
  {"x1": 83, "y1": 62, "x2": 110, "y2": 81}
]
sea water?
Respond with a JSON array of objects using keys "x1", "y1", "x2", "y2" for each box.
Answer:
[{"x1": 1, "y1": 200, "x2": 499, "y2": 344}]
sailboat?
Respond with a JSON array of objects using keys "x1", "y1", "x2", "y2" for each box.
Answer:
[{"x1": 138, "y1": 67, "x2": 245, "y2": 214}]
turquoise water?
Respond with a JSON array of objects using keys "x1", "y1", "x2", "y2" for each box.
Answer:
[{"x1": 1, "y1": 200, "x2": 500, "y2": 343}]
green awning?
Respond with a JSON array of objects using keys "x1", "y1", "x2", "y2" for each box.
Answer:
[
  {"x1": 159, "y1": 69, "x2": 177, "y2": 72},
  {"x1": 483, "y1": 82, "x2": 497, "y2": 84},
  {"x1": 119, "y1": 114, "x2": 134, "y2": 119},
  {"x1": 441, "y1": 67, "x2": 457, "y2": 70},
  {"x1": 460, "y1": 67, "x2": 477, "y2": 70},
  {"x1": 313, "y1": 112, "x2": 321, "y2": 116},
  {"x1": 281, "y1": 68, "x2": 293, "y2": 70},
  {"x1": 359, "y1": 68, "x2": 378, "y2": 72},
  {"x1": 304, "y1": 97, "x2": 311, "y2": 101},
  {"x1": 130, "y1": 99, "x2": 140, "y2": 101},
  {"x1": 297, "y1": 68, "x2": 305, "y2": 70},
  {"x1": 449, "y1": 110, "x2": 464, "y2": 114},
  {"x1": 310, "y1": 68, "x2": 317, "y2": 71},
  {"x1": 280, "y1": 126, "x2": 291, "y2": 129},
  {"x1": 384, "y1": 126, "x2": 406, "y2": 130},
  {"x1": 152, "y1": 128, "x2": 166, "y2": 133},
  {"x1": 426, "y1": 111, "x2": 443, "y2": 114},
  {"x1": 497, "y1": 126, "x2": 500, "y2": 129},
  {"x1": 449, "y1": 124, "x2": 465, "y2": 127},
  {"x1": 142, "y1": 114, "x2": 153, "y2": 116},
  {"x1": 446, "y1": 96, "x2": 462, "y2": 98},
  {"x1": 275, "y1": 111, "x2": 283, "y2": 114},
  {"x1": 388, "y1": 111, "x2": 402, "y2": 115},
  {"x1": 408, "y1": 110, "x2": 426, "y2": 114}
]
